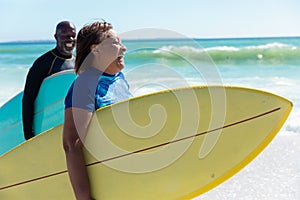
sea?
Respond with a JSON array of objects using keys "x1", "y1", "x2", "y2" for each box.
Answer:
[
  {"x1": 1, "y1": 37, "x2": 299, "y2": 135},
  {"x1": 0, "y1": 37, "x2": 299, "y2": 199}
]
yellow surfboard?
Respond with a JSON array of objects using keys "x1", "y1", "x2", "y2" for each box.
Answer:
[{"x1": 0, "y1": 86, "x2": 292, "y2": 200}]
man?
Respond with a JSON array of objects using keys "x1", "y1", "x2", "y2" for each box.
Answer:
[{"x1": 22, "y1": 21, "x2": 76, "y2": 140}]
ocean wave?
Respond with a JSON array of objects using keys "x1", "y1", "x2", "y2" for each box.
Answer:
[{"x1": 126, "y1": 43, "x2": 300, "y2": 66}]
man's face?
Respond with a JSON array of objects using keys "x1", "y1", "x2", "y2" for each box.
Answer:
[{"x1": 55, "y1": 23, "x2": 76, "y2": 56}]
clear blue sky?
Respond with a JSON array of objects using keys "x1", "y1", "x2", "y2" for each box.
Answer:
[{"x1": 1, "y1": 0, "x2": 300, "y2": 42}]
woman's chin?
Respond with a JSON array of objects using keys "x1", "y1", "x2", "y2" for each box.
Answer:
[{"x1": 117, "y1": 61, "x2": 125, "y2": 70}]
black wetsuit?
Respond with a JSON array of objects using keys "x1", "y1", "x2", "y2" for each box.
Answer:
[{"x1": 22, "y1": 48, "x2": 75, "y2": 140}]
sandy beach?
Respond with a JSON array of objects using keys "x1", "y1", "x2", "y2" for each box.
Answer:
[{"x1": 195, "y1": 133, "x2": 300, "y2": 199}]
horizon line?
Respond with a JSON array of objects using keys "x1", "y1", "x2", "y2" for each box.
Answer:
[{"x1": 1, "y1": 35, "x2": 300, "y2": 44}]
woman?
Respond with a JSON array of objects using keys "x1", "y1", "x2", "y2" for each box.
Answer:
[{"x1": 63, "y1": 21, "x2": 132, "y2": 200}]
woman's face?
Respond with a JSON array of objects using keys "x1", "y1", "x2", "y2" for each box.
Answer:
[{"x1": 93, "y1": 30, "x2": 127, "y2": 74}]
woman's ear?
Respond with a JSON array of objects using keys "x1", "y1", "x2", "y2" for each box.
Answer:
[{"x1": 90, "y1": 44, "x2": 100, "y2": 53}]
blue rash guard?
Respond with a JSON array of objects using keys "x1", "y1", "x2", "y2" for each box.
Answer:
[{"x1": 65, "y1": 67, "x2": 132, "y2": 112}]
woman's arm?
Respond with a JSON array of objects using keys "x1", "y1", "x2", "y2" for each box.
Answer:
[{"x1": 63, "y1": 108, "x2": 94, "y2": 200}]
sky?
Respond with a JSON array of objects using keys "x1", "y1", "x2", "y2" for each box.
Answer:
[{"x1": 1, "y1": 0, "x2": 300, "y2": 42}]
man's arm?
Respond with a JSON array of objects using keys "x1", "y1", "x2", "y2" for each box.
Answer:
[{"x1": 22, "y1": 59, "x2": 49, "y2": 140}]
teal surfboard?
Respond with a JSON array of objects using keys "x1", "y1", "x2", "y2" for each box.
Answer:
[{"x1": 0, "y1": 70, "x2": 76, "y2": 155}]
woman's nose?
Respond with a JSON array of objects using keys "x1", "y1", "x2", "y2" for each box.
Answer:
[{"x1": 121, "y1": 44, "x2": 127, "y2": 52}]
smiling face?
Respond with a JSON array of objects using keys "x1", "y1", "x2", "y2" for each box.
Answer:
[
  {"x1": 105, "y1": 30, "x2": 127, "y2": 74},
  {"x1": 92, "y1": 29, "x2": 127, "y2": 74},
  {"x1": 55, "y1": 21, "x2": 76, "y2": 57}
]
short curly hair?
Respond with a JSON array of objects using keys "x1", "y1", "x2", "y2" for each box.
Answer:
[{"x1": 75, "y1": 21, "x2": 113, "y2": 74}]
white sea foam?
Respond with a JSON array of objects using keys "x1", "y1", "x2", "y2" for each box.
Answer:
[
  {"x1": 205, "y1": 46, "x2": 240, "y2": 52},
  {"x1": 246, "y1": 42, "x2": 295, "y2": 50}
]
